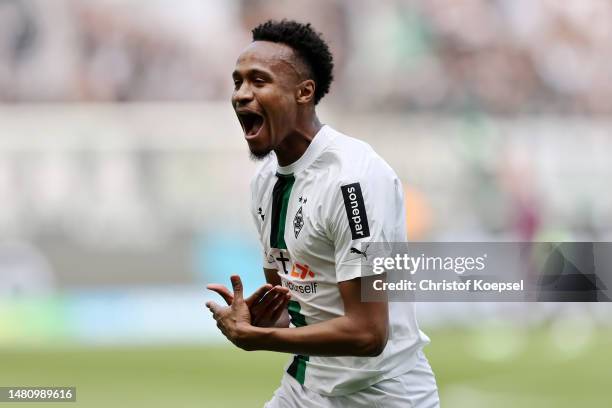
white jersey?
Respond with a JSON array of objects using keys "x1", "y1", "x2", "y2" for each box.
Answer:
[{"x1": 250, "y1": 125, "x2": 429, "y2": 397}]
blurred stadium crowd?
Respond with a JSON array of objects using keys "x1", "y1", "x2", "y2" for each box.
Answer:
[
  {"x1": 1, "y1": 3, "x2": 610, "y2": 406},
  {"x1": 1, "y1": 0, "x2": 611, "y2": 350},
  {"x1": 1, "y1": 0, "x2": 612, "y2": 113}
]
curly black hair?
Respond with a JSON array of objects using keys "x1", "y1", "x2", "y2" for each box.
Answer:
[{"x1": 252, "y1": 20, "x2": 334, "y2": 105}]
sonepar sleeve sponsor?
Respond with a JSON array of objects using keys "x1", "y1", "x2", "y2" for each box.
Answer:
[{"x1": 341, "y1": 183, "x2": 370, "y2": 240}]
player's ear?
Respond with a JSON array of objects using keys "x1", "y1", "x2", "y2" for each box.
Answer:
[{"x1": 296, "y1": 79, "x2": 316, "y2": 104}]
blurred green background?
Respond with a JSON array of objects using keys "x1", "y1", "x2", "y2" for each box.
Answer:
[
  {"x1": 2, "y1": 327, "x2": 611, "y2": 407},
  {"x1": 2, "y1": 1, "x2": 612, "y2": 407}
]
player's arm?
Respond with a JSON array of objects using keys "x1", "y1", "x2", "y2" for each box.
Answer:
[
  {"x1": 242, "y1": 174, "x2": 395, "y2": 355},
  {"x1": 264, "y1": 267, "x2": 281, "y2": 286},
  {"x1": 247, "y1": 276, "x2": 388, "y2": 356},
  {"x1": 207, "y1": 275, "x2": 388, "y2": 357}
]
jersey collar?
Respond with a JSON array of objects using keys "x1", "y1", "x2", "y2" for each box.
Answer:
[{"x1": 276, "y1": 125, "x2": 333, "y2": 175}]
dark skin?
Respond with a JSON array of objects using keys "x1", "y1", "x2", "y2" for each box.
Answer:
[
  {"x1": 206, "y1": 280, "x2": 290, "y2": 328},
  {"x1": 206, "y1": 41, "x2": 389, "y2": 357},
  {"x1": 231, "y1": 41, "x2": 321, "y2": 165}
]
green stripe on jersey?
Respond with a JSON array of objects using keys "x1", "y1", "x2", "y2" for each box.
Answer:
[
  {"x1": 270, "y1": 173, "x2": 295, "y2": 250},
  {"x1": 295, "y1": 355, "x2": 309, "y2": 385},
  {"x1": 287, "y1": 300, "x2": 307, "y2": 327},
  {"x1": 286, "y1": 300, "x2": 309, "y2": 384}
]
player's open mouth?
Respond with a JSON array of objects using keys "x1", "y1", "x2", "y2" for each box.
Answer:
[{"x1": 237, "y1": 111, "x2": 265, "y2": 139}]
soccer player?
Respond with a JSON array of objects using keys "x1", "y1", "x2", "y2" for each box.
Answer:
[{"x1": 206, "y1": 20, "x2": 439, "y2": 407}]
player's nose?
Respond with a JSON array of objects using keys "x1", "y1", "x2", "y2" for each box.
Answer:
[{"x1": 232, "y1": 82, "x2": 254, "y2": 106}]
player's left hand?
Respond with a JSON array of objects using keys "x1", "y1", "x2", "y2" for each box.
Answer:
[
  {"x1": 206, "y1": 281, "x2": 290, "y2": 327},
  {"x1": 206, "y1": 275, "x2": 254, "y2": 350}
]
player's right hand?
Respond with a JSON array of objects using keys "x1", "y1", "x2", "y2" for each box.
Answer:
[{"x1": 206, "y1": 282, "x2": 290, "y2": 327}]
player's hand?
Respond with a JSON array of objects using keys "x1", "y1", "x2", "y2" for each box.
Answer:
[
  {"x1": 206, "y1": 275, "x2": 253, "y2": 349},
  {"x1": 207, "y1": 281, "x2": 290, "y2": 327},
  {"x1": 250, "y1": 285, "x2": 291, "y2": 327}
]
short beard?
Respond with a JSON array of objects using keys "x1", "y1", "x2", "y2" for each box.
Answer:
[{"x1": 249, "y1": 148, "x2": 272, "y2": 162}]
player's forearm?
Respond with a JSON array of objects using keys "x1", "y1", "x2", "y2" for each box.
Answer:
[{"x1": 241, "y1": 315, "x2": 387, "y2": 357}]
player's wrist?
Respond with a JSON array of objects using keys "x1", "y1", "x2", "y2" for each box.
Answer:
[{"x1": 232, "y1": 322, "x2": 267, "y2": 351}]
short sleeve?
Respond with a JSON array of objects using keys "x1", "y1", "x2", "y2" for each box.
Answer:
[
  {"x1": 326, "y1": 166, "x2": 404, "y2": 282},
  {"x1": 250, "y1": 177, "x2": 278, "y2": 270}
]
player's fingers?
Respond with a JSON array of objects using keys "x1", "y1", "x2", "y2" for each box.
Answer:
[
  {"x1": 253, "y1": 289, "x2": 282, "y2": 311},
  {"x1": 245, "y1": 283, "x2": 273, "y2": 305},
  {"x1": 256, "y1": 293, "x2": 290, "y2": 325},
  {"x1": 252, "y1": 285, "x2": 288, "y2": 311},
  {"x1": 205, "y1": 301, "x2": 222, "y2": 318},
  {"x1": 230, "y1": 275, "x2": 244, "y2": 302},
  {"x1": 254, "y1": 286, "x2": 288, "y2": 309},
  {"x1": 269, "y1": 285, "x2": 289, "y2": 296},
  {"x1": 268, "y1": 294, "x2": 291, "y2": 322},
  {"x1": 256, "y1": 295, "x2": 289, "y2": 326},
  {"x1": 206, "y1": 284, "x2": 234, "y2": 305},
  {"x1": 251, "y1": 291, "x2": 283, "y2": 324},
  {"x1": 265, "y1": 286, "x2": 290, "y2": 308}
]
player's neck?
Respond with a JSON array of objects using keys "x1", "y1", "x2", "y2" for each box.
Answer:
[{"x1": 275, "y1": 116, "x2": 322, "y2": 167}]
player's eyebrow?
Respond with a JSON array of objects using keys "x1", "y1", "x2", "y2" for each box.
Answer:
[
  {"x1": 249, "y1": 69, "x2": 273, "y2": 80},
  {"x1": 232, "y1": 68, "x2": 273, "y2": 80}
]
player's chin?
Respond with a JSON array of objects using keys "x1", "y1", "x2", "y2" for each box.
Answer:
[
  {"x1": 247, "y1": 141, "x2": 273, "y2": 161},
  {"x1": 245, "y1": 126, "x2": 273, "y2": 160}
]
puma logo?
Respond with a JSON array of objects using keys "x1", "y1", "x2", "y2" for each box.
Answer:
[{"x1": 350, "y1": 243, "x2": 370, "y2": 260}]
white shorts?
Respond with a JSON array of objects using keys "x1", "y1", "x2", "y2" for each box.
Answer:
[{"x1": 264, "y1": 351, "x2": 440, "y2": 408}]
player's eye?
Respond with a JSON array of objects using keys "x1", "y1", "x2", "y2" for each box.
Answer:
[
  {"x1": 253, "y1": 77, "x2": 266, "y2": 86},
  {"x1": 233, "y1": 79, "x2": 242, "y2": 90}
]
